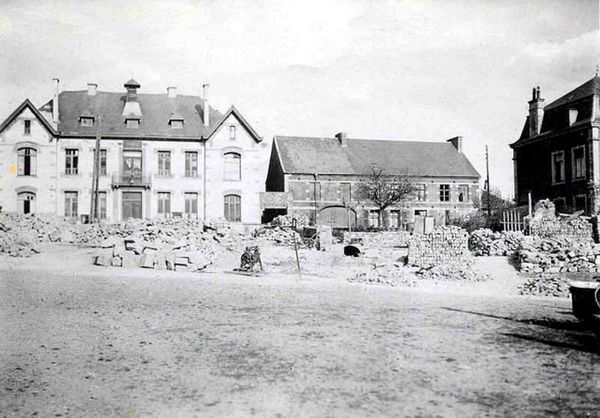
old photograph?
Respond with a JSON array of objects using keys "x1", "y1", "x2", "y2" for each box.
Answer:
[{"x1": 1, "y1": 0, "x2": 600, "y2": 416}]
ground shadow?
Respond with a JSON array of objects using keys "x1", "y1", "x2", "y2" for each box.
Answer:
[
  {"x1": 503, "y1": 332, "x2": 599, "y2": 355},
  {"x1": 441, "y1": 307, "x2": 589, "y2": 332}
]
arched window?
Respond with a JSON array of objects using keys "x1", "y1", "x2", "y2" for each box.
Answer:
[
  {"x1": 223, "y1": 152, "x2": 241, "y2": 181},
  {"x1": 18, "y1": 192, "x2": 36, "y2": 214},
  {"x1": 17, "y1": 147, "x2": 36, "y2": 176},
  {"x1": 224, "y1": 194, "x2": 241, "y2": 222}
]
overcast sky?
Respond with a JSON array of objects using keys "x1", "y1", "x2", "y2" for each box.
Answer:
[{"x1": 1, "y1": 0, "x2": 598, "y2": 196}]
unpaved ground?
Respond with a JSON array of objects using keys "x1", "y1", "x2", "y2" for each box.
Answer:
[{"x1": 2, "y1": 246, "x2": 600, "y2": 417}]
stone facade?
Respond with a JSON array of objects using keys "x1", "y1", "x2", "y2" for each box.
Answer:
[{"x1": 0, "y1": 82, "x2": 268, "y2": 224}]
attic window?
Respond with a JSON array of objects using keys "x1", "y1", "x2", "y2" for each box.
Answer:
[
  {"x1": 569, "y1": 109, "x2": 578, "y2": 126},
  {"x1": 169, "y1": 119, "x2": 184, "y2": 129},
  {"x1": 125, "y1": 119, "x2": 140, "y2": 129},
  {"x1": 80, "y1": 116, "x2": 94, "y2": 127}
]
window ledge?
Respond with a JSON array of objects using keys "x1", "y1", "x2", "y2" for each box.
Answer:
[{"x1": 17, "y1": 174, "x2": 37, "y2": 178}]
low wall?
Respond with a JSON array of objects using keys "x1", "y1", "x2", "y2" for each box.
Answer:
[{"x1": 343, "y1": 231, "x2": 411, "y2": 248}]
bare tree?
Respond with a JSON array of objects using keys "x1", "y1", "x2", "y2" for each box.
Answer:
[{"x1": 356, "y1": 166, "x2": 417, "y2": 229}]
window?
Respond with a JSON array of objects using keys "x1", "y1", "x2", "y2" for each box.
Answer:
[
  {"x1": 158, "y1": 151, "x2": 171, "y2": 176},
  {"x1": 157, "y1": 192, "x2": 171, "y2": 217},
  {"x1": 185, "y1": 151, "x2": 198, "y2": 177},
  {"x1": 224, "y1": 152, "x2": 241, "y2": 181},
  {"x1": 65, "y1": 149, "x2": 79, "y2": 175},
  {"x1": 368, "y1": 210, "x2": 380, "y2": 228},
  {"x1": 554, "y1": 197, "x2": 566, "y2": 213},
  {"x1": 224, "y1": 194, "x2": 241, "y2": 222},
  {"x1": 80, "y1": 117, "x2": 94, "y2": 127},
  {"x1": 340, "y1": 182, "x2": 351, "y2": 203},
  {"x1": 389, "y1": 210, "x2": 400, "y2": 229},
  {"x1": 98, "y1": 191, "x2": 107, "y2": 219},
  {"x1": 439, "y1": 184, "x2": 450, "y2": 202},
  {"x1": 184, "y1": 192, "x2": 198, "y2": 219},
  {"x1": 99, "y1": 149, "x2": 107, "y2": 176},
  {"x1": 17, "y1": 147, "x2": 36, "y2": 176},
  {"x1": 574, "y1": 195, "x2": 587, "y2": 213},
  {"x1": 24, "y1": 120, "x2": 31, "y2": 135},
  {"x1": 229, "y1": 125, "x2": 236, "y2": 140},
  {"x1": 458, "y1": 185, "x2": 469, "y2": 202},
  {"x1": 572, "y1": 146, "x2": 585, "y2": 180},
  {"x1": 126, "y1": 119, "x2": 139, "y2": 129},
  {"x1": 64, "y1": 191, "x2": 78, "y2": 218},
  {"x1": 169, "y1": 119, "x2": 183, "y2": 129},
  {"x1": 551, "y1": 151, "x2": 565, "y2": 184},
  {"x1": 569, "y1": 109, "x2": 578, "y2": 126},
  {"x1": 416, "y1": 184, "x2": 426, "y2": 201},
  {"x1": 18, "y1": 192, "x2": 35, "y2": 214}
]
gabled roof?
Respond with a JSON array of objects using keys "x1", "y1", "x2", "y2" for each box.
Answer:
[
  {"x1": 53, "y1": 90, "x2": 223, "y2": 139},
  {"x1": 274, "y1": 136, "x2": 480, "y2": 178},
  {"x1": 544, "y1": 76, "x2": 600, "y2": 110},
  {"x1": 205, "y1": 105, "x2": 262, "y2": 142},
  {"x1": 0, "y1": 99, "x2": 57, "y2": 136}
]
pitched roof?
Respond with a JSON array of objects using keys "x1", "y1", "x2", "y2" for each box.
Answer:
[
  {"x1": 51, "y1": 90, "x2": 224, "y2": 139},
  {"x1": 206, "y1": 105, "x2": 262, "y2": 142},
  {"x1": 544, "y1": 76, "x2": 600, "y2": 110},
  {"x1": 0, "y1": 99, "x2": 57, "y2": 136},
  {"x1": 274, "y1": 136, "x2": 480, "y2": 178}
]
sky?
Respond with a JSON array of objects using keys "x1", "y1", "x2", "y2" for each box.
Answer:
[{"x1": 0, "y1": 0, "x2": 599, "y2": 197}]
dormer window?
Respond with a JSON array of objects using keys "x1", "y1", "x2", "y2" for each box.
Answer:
[
  {"x1": 169, "y1": 119, "x2": 184, "y2": 129},
  {"x1": 80, "y1": 116, "x2": 95, "y2": 127},
  {"x1": 126, "y1": 119, "x2": 140, "y2": 129},
  {"x1": 569, "y1": 109, "x2": 578, "y2": 126}
]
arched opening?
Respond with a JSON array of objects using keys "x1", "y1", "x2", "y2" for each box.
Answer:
[
  {"x1": 317, "y1": 205, "x2": 357, "y2": 229},
  {"x1": 18, "y1": 192, "x2": 36, "y2": 214}
]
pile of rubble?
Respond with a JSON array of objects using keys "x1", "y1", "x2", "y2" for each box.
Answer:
[
  {"x1": 408, "y1": 226, "x2": 470, "y2": 267},
  {"x1": 518, "y1": 236, "x2": 600, "y2": 274},
  {"x1": 344, "y1": 231, "x2": 411, "y2": 248},
  {"x1": 468, "y1": 229, "x2": 525, "y2": 256},
  {"x1": 518, "y1": 274, "x2": 571, "y2": 298},
  {"x1": 94, "y1": 237, "x2": 215, "y2": 272},
  {"x1": 348, "y1": 264, "x2": 417, "y2": 287},
  {"x1": 416, "y1": 260, "x2": 491, "y2": 282},
  {"x1": 529, "y1": 199, "x2": 593, "y2": 242},
  {"x1": 253, "y1": 226, "x2": 302, "y2": 245},
  {"x1": 270, "y1": 214, "x2": 310, "y2": 228}
]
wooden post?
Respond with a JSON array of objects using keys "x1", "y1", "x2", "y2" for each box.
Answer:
[
  {"x1": 292, "y1": 218, "x2": 301, "y2": 280},
  {"x1": 486, "y1": 145, "x2": 491, "y2": 216},
  {"x1": 528, "y1": 191, "x2": 533, "y2": 218},
  {"x1": 90, "y1": 116, "x2": 102, "y2": 222}
]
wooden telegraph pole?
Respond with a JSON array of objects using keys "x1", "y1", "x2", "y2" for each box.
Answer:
[
  {"x1": 90, "y1": 116, "x2": 102, "y2": 223},
  {"x1": 485, "y1": 145, "x2": 491, "y2": 216}
]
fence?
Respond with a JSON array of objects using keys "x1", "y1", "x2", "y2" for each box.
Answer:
[{"x1": 501, "y1": 209, "x2": 525, "y2": 232}]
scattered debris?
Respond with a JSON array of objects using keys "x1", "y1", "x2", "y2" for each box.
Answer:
[
  {"x1": 517, "y1": 236, "x2": 600, "y2": 274},
  {"x1": 518, "y1": 274, "x2": 571, "y2": 298},
  {"x1": 416, "y1": 260, "x2": 491, "y2": 282},
  {"x1": 468, "y1": 229, "x2": 525, "y2": 256}
]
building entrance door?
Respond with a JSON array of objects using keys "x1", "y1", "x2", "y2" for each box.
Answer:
[{"x1": 122, "y1": 191, "x2": 142, "y2": 219}]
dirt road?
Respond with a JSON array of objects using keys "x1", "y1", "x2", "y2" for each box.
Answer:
[{"x1": 2, "y1": 260, "x2": 600, "y2": 417}]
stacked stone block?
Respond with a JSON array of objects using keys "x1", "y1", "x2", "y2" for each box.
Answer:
[
  {"x1": 408, "y1": 226, "x2": 469, "y2": 267},
  {"x1": 344, "y1": 231, "x2": 411, "y2": 248}
]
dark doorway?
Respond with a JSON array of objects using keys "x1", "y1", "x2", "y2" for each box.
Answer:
[{"x1": 122, "y1": 191, "x2": 142, "y2": 219}]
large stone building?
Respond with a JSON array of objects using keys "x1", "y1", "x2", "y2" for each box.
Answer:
[
  {"x1": 262, "y1": 132, "x2": 480, "y2": 228},
  {"x1": 0, "y1": 79, "x2": 267, "y2": 224},
  {"x1": 510, "y1": 76, "x2": 600, "y2": 214}
]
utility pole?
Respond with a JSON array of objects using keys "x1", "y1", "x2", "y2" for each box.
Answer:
[
  {"x1": 485, "y1": 145, "x2": 491, "y2": 216},
  {"x1": 90, "y1": 116, "x2": 102, "y2": 223}
]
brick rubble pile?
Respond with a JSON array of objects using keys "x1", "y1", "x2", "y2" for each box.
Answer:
[
  {"x1": 408, "y1": 226, "x2": 470, "y2": 267},
  {"x1": 344, "y1": 231, "x2": 411, "y2": 248},
  {"x1": 348, "y1": 264, "x2": 417, "y2": 287},
  {"x1": 416, "y1": 260, "x2": 491, "y2": 281},
  {"x1": 518, "y1": 236, "x2": 600, "y2": 274},
  {"x1": 518, "y1": 274, "x2": 571, "y2": 298},
  {"x1": 468, "y1": 229, "x2": 525, "y2": 256},
  {"x1": 253, "y1": 226, "x2": 303, "y2": 245},
  {"x1": 530, "y1": 215, "x2": 593, "y2": 242},
  {"x1": 270, "y1": 214, "x2": 310, "y2": 228}
]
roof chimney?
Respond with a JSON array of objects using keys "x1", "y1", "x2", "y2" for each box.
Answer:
[
  {"x1": 167, "y1": 86, "x2": 177, "y2": 98},
  {"x1": 528, "y1": 85, "x2": 545, "y2": 138},
  {"x1": 52, "y1": 78, "x2": 60, "y2": 124},
  {"x1": 122, "y1": 78, "x2": 142, "y2": 118},
  {"x1": 335, "y1": 131, "x2": 348, "y2": 147},
  {"x1": 202, "y1": 84, "x2": 209, "y2": 128},
  {"x1": 87, "y1": 83, "x2": 97, "y2": 96},
  {"x1": 446, "y1": 136, "x2": 463, "y2": 153}
]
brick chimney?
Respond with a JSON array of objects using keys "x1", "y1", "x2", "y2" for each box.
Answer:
[
  {"x1": 528, "y1": 86, "x2": 545, "y2": 137},
  {"x1": 87, "y1": 83, "x2": 97, "y2": 96},
  {"x1": 202, "y1": 84, "x2": 210, "y2": 128},
  {"x1": 167, "y1": 86, "x2": 177, "y2": 98},
  {"x1": 446, "y1": 136, "x2": 463, "y2": 153},
  {"x1": 335, "y1": 131, "x2": 348, "y2": 147}
]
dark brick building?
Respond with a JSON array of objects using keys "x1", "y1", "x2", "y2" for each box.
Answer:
[
  {"x1": 262, "y1": 132, "x2": 480, "y2": 229},
  {"x1": 510, "y1": 76, "x2": 600, "y2": 214}
]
